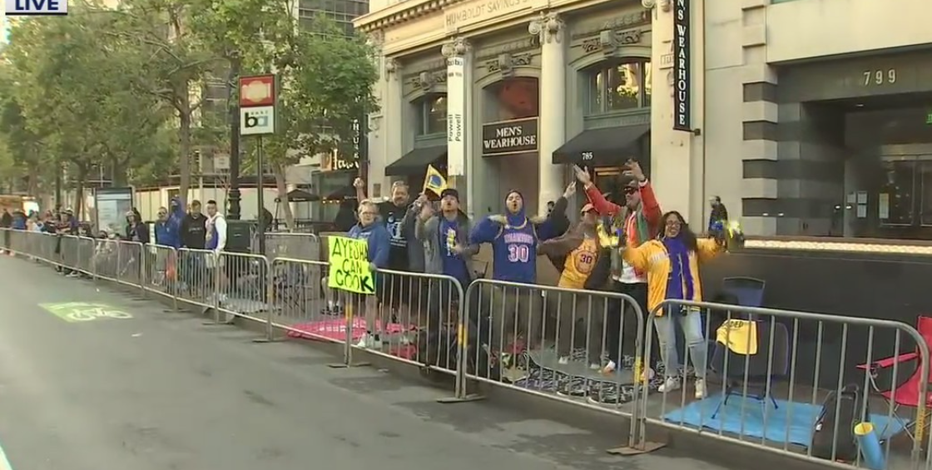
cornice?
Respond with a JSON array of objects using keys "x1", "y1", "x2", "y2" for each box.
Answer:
[{"x1": 354, "y1": 0, "x2": 462, "y2": 33}]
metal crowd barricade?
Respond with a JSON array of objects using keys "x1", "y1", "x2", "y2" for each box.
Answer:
[
  {"x1": 264, "y1": 232, "x2": 321, "y2": 262},
  {"x1": 456, "y1": 279, "x2": 646, "y2": 424},
  {"x1": 633, "y1": 299, "x2": 929, "y2": 470},
  {"x1": 215, "y1": 252, "x2": 271, "y2": 327},
  {"x1": 174, "y1": 248, "x2": 218, "y2": 310},
  {"x1": 73, "y1": 236, "x2": 97, "y2": 274},
  {"x1": 143, "y1": 243, "x2": 179, "y2": 309},
  {"x1": 352, "y1": 268, "x2": 464, "y2": 375},
  {"x1": 267, "y1": 257, "x2": 330, "y2": 338}
]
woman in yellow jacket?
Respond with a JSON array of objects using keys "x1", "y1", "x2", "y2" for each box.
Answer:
[{"x1": 620, "y1": 210, "x2": 725, "y2": 399}]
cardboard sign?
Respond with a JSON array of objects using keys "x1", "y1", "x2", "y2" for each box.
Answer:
[{"x1": 327, "y1": 236, "x2": 375, "y2": 295}]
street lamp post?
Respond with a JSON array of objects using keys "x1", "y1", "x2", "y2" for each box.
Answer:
[{"x1": 227, "y1": 57, "x2": 242, "y2": 220}]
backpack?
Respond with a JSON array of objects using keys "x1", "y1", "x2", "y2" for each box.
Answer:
[
  {"x1": 811, "y1": 383, "x2": 868, "y2": 461},
  {"x1": 417, "y1": 320, "x2": 500, "y2": 381}
]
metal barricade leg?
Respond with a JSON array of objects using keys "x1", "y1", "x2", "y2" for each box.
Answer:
[
  {"x1": 437, "y1": 281, "x2": 484, "y2": 404},
  {"x1": 328, "y1": 293, "x2": 370, "y2": 369}
]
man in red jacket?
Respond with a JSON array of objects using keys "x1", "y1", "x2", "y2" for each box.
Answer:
[{"x1": 573, "y1": 161, "x2": 662, "y2": 390}]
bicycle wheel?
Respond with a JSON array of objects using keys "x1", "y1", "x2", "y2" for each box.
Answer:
[
  {"x1": 65, "y1": 310, "x2": 98, "y2": 322},
  {"x1": 101, "y1": 309, "x2": 132, "y2": 319}
]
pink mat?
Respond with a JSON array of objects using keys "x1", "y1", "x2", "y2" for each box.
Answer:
[{"x1": 287, "y1": 318, "x2": 409, "y2": 342}]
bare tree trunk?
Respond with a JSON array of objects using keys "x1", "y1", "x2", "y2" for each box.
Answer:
[
  {"x1": 74, "y1": 165, "x2": 86, "y2": 221},
  {"x1": 273, "y1": 162, "x2": 294, "y2": 231},
  {"x1": 178, "y1": 104, "x2": 192, "y2": 206}
]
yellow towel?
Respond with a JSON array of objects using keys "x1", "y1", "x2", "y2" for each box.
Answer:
[{"x1": 715, "y1": 319, "x2": 758, "y2": 355}]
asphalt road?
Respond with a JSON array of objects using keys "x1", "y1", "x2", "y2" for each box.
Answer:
[{"x1": 0, "y1": 255, "x2": 732, "y2": 470}]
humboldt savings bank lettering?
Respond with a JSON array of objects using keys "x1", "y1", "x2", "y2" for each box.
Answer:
[
  {"x1": 446, "y1": 0, "x2": 533, "y2": 30},
  {"x1": 482, "y1": 118, "x2": 538, "y2": 156}
]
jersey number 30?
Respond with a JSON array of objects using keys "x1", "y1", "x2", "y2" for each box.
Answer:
[{"x1": 507, "y1": 244, "x2": 530, "y2": 263}]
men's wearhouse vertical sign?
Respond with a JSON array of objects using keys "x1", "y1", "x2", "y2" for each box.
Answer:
[{"x1": 672, "y1": 0, "x2": 691, "y2": 132}]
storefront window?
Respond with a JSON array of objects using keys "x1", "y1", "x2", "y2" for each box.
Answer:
[
  {"x1": 586, "y1": 60, "x2": 652, "y2": 115},
  {"x1": 414, "y1": 94, "x2": 446, "y2": 136}
]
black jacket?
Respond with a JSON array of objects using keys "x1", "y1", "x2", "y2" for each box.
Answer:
[{"x1": 180, "y1": 213, "x2": 207, "y2": 249}]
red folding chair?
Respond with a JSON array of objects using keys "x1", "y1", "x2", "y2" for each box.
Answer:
[{"x1": 856, "y1": 316, "x2": 932, "y2": 441}]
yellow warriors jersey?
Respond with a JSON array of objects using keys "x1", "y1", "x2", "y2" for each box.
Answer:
[{"x1": 558, "y1": 237, "x2": 599, "y2": 289}]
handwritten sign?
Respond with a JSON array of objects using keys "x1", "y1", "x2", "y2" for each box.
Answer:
[{"x1": 328, "y1": 236, "x2": 376, "y2": 295}]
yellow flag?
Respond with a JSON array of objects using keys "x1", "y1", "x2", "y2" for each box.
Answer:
[{"x1": 423, "y1": 164, "x2": 447, "y2": 196}]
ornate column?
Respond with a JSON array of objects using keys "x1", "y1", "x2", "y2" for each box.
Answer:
[
  {"x1": 529, "y1": 12, "x2": 566, "y2": 217},
  {"x1": 441, "y1": 38, "x2": 470, "y2": 197},
  {"x1": 382, "y1": 57, "x2": 403, "y2": 192}
]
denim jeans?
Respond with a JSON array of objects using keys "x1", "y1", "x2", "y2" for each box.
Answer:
[{"x1": 653, "y1": 306, "x2": 707, "y2": 377}]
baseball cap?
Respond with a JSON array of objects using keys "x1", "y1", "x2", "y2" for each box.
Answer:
[{"x1": 580, "y1": 203, "x2": 595, "y2": 214}]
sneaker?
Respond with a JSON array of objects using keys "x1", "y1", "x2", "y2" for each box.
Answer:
[
  {"x1": 589, "y1": 363, "x2": 601, "y2": 371},
  {"x1": 355, "y1": 334, "x2": 381, "y2": 350},
  {"x1": 658, "y1": 376, "x2": 680, "y2": 393},
  {"x1": 600, "y1": 360, "x2": 617, "y2": 376},
  {"x1": 66, "y1": 272, "x2": 80, "y2": 278},
  {"x1": 588, "y1": 383, "x2": 635, "y2": 406},
  {"x1": 694, "y1": 378, "x2": 707, "y2": 399},
  {"x1": 558, "y1": 356, "x2": 570, "y2": 365}
]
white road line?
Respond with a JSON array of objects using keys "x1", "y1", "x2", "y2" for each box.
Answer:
[{"x1": 0, "y1": 440, "x2": 13, "y2": 470}]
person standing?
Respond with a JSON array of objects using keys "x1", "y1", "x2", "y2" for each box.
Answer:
[
  {"x1": 126, "y1": 211, "x2": 150, "y2": 244},
  {"x1": 708, "y1": 196, "x2": 729, "y2": 232},
  {"x1": 349, "y1": 200, "x2": 391, "y2": 349},
  {"x1": 574, "y1": 160, "x2": 662, "y2": 376},
  {"x1": 1, "y1": 208, "x2": 11, "y2": 254},
  {"x1": 468, "y1": 187, "x2": 567, "y2": 350},
  {"x1": 154, "y1": 207, "x2": 175, "y2": 247},
  {"x1": 205, "y1": 200, "x2": 229, "y2": 315},
  {"x1": 413, "y1": 188, "x2": 477, "y2": 331},
  {"x1": 620, "y1": 211, "x2": 726, "y2": 398},
  {"x1": 180, "y1": 200, "x2": 208, "y2": 293},
  {"x1": 354, "y1": 178, "x2": 422, "y2": 320},
  {"x1": 180, "y1": 200, "x2": 207, "y2": 250}
]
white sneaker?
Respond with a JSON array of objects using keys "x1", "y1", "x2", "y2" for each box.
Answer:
[
  {"x1": 558, "y1": 356, "x2": 570, "y2": 365},
  {"x1": 658, "y1": 377, "x2": 680, "y2": 393},
  {"x1": 355, "y1": 334, "x2": 381, "y2": 350},
  {"x1": 600, "y1": 360, "x2": 617, "y2": 375},
  {"x1": 589, "y1": 363, "x2": 602, "y2": 370},
  {"x1": 694, "y1": 379, "x2": 707, "y2": 399}
]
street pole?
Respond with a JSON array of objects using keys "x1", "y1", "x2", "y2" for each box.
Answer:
[
  {"x1": 256, "y1": 135, "x2": 266, "y2": 257},
  {"x1": 227, "y1": 58, "x2": 242, "y2": 220}
]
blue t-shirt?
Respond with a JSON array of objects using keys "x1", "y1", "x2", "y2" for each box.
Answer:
[{"x1": 439, "y1": 217, "x2": 470, "y2": 288}]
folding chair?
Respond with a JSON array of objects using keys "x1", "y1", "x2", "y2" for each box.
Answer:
[
  {"x1": 721, "y1": 277, "x2": 766, "y2": 309},
  {"x1": 856, "y1": 315, "x2": 932, "y2": 441}
]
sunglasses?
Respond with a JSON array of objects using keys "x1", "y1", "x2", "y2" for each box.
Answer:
[{"x1": 623, "y1": 187, "x2": 638, "y2": 195}]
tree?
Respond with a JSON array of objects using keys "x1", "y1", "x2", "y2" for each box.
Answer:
[
  {"x1": 109, "y1": 0, "x2": 220, "y2": 204},
  {"x1": 191, "y1": 0, "x2": 378, "y2": 228},
  {"x1": 2, "y1": 3, "x2": 174, "y2": 215}
]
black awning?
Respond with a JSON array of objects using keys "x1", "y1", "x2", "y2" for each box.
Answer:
[
  {"x1": 552, "y1": 125, "x2": 649, "y2": 166},
  {"x1": 385, "y1": 146, "x2": 447, "y2": 176},
  {"x1": 324, "y1": 185, "x2": 356, "y2": 201},
  {"x1": 275, "y1": 189, "x2": 320, "y2": 203}
]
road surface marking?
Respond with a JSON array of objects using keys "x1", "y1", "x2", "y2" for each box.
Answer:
[
  {"x1": 0, "y1": 439, "x2": 13, "y2": 470},
  {"x1": 38, "y1": 302, "x2": 133, "y2": 323}
]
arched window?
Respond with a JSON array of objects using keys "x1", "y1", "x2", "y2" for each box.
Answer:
[
  {"x1": 585, "y1": 60, "x2": 652, "y2": 115},
  {"x1": 413, "y1": 94, "x2": 447, "y2": 136}
]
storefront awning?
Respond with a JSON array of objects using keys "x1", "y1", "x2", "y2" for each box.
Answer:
[
  {"x1": 385, "y1": 146, "x2": 447, "y2": 176},
  {"x1": 552, "y1": 125, "x2": 650, "y2": 166}
]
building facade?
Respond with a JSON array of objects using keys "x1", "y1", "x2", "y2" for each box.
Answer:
[
  {"x1": 358, "y1": 0, "x2": 932, "y2": 239},
  {"x1": 708, "y1": 0, "x2": 932, "y2": 239},
  {"x1": 356, "y1": 0, "x2": 697, "y2": 221}
]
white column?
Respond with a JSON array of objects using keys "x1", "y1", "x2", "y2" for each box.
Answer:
[
  {"x1": 382, "y1": 58, "x2": 403, "y2": 194},
  {"x1": 441, "y1": 38, "x2": 469, "y2": 182},
  {"x1": 530, "y1": 12, "x2": 566, "y2": 217}
]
